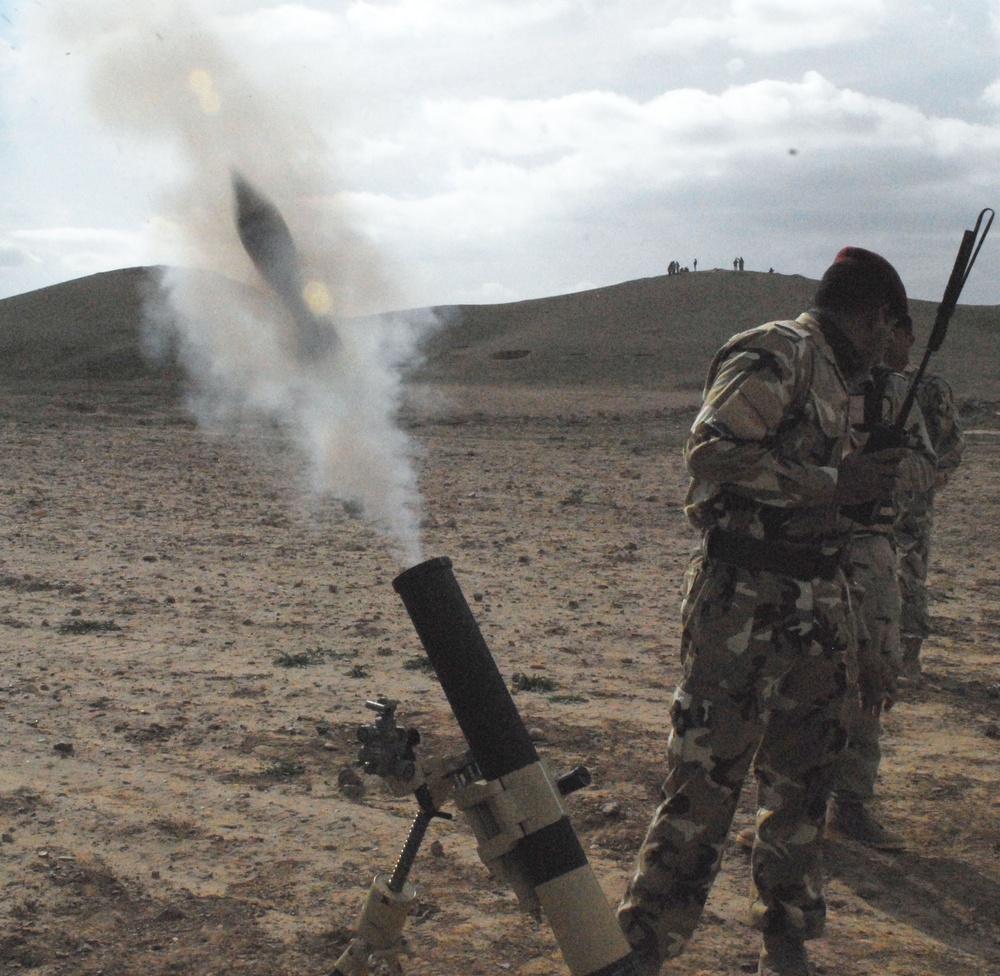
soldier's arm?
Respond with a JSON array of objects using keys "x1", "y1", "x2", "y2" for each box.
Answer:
[
  {"x1": 684, "y1": 335, "x2": 840, "y2": 507},
  {"x1": 929, "y1": 377, "x2": 965, "y2": 479}
]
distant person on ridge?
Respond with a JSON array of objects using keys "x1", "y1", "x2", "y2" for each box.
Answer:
[{"x1": 617, "y1": 247, "x2": 911, "y2": 976}]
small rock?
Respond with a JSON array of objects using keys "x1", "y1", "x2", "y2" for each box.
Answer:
[
  {"x1": 337, "y1": 766, "x2": 362, "y2": 787},
  {"x1": 599, "y1": 802, "x2": 622, "y2": 819},
  {"x1": 429, "y1": 840, "x2": 445, "y2": 857},
  {"x1": 855, "y1": 881, "x2": 886, "y2": 899}
]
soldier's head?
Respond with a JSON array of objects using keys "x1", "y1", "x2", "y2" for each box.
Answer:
[
  {"x1": 814, "y1": 247, "x2": 910, "y2": 367},
  {"x1": 883, "y1": 315, "x2": 915, "y2": 372}
]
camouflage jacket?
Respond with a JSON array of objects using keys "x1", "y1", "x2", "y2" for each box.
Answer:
[{"x1": 684, "y1": 312, "x2": 856, "y2": 547}]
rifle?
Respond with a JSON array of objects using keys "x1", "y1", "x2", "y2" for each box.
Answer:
[
  {"x1": 845, "y1": 208, "x2": 993, "y2": 521},
  {"x1": 888, "y1": 206, "x2": 994, "y2": 442}
]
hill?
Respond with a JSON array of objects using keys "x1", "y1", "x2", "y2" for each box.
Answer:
[{"x1": 1, "y1": 266, "x2": 998, "y2": 400}]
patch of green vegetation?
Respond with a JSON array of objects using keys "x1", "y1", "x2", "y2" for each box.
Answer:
[
  {"x1": 346, "y1": 664, "x2": 370, "y2": 679},
  {"x1": 402, "y1": 656, "x2": 434, "y2": 673},
  {"x1": 511, "y1": 672, "x2": 558, "y2": 693},
  {"x1": 260, "y1": 759, "x2": 305, "y2": 779},
  {"x1": 549, "y1": 693, "x2": 588, "y2": 704},
  {"x1": 559, "y1": 487, "x2": 586, "y2": 506},
  {"x1": 57, "y1": 619, "x2": 121, "y2": 635},
  {"x1": 275, "y1": 648, "x2": 328, "y2": 668}
]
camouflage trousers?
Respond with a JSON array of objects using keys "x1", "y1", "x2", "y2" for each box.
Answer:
[
  {"x1": 833, "y1": 533, "x2": 900, "y2": 805},
  {"x1": 617, "y1": 553, "x2": 853, "y2": 963},
  {"x1": 895, "y1": 491, "x2": 936, "y2": 640}
]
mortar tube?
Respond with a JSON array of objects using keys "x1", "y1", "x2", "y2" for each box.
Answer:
[{"x1": 392, "y1": 557, "x2": 641, "y2": 976}]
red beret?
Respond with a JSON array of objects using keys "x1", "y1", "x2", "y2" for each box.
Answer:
[{"x1": 815, "y1": 246, "x2": 908, "y2": 320}]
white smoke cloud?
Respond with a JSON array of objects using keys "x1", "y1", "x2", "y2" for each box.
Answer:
[{"x1": 46, "y1": 0, "x2": 438, "y2": 567}]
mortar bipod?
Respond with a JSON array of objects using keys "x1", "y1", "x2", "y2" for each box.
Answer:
[{"x1": 328, "y1": 699, "x2": 466, "y2": 976}]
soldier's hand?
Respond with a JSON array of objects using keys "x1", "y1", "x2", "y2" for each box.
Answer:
[
  {"x1": 834, "y1": 448, "x2": 908, "y2": 505},
  {"x1": 857, "y1": 650, "x2": 894, "y2": 717}
]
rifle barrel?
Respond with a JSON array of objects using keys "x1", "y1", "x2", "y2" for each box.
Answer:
[{"x1": 892, "y1": 207, "x2": 993, "y2": 432}]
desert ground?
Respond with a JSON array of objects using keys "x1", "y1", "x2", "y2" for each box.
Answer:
[{"x1": 1, "y1": 268, "x2": 999, "y2": 976}]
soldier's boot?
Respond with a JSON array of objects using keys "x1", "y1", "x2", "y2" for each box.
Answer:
[
  {"x1": 625, "y1": 944, "x2": 663, "y2": 976},
  {"x1": 825, "y1": 801, "x2": 905, "y2": 850},
  {"x1": 758, "y1": 933, "x2": 813, "y2": 976},
  {"x1": 630, "y1": 952, "x2": 660, "y2": 976}
]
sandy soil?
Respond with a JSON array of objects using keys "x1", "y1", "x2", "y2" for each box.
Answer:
[{"x1": 1, "y1": 380, "x2": 999, "y2": 976}]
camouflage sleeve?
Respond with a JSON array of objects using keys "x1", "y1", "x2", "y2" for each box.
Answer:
[
  {"x1": 924, "y1": 375, "x2": 965, "y2": 476},
  {"x1": 684, "y1": 328, "x2": 840, "y2": 507}
]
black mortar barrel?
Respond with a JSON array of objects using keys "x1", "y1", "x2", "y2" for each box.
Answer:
[
  {"x1": 392, "y1": 556, "x2": 538, "y2": 781},
  {"x1": 392, "y1": 556, "x2": 641, "y2": 976}
]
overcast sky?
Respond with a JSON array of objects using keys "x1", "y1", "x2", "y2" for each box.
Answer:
[{"x1": 1, "y1": 0, "x2": 999, "y2": 311}]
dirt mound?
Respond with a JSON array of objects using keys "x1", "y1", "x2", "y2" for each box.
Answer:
[{"x1": 4, "y1": 266, "x2": 998, "y2": 399}]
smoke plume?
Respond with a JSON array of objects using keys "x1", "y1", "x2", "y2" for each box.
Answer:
[{"x1": 46, "y1": 1, "x2": 438, "y2": 567}]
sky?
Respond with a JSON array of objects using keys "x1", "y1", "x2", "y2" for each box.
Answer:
[{"x1": 2, "y1": 0, "x2": 1000, "y2": 311}]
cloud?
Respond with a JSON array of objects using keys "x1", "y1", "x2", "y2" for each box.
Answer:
[
  {"x1": 332, "y1": 69, "x2": 1000, "y2": 304},
  {"x1": 1, "y1": 0, "x2": 999, "y2": 309},
  {"x1": 344, "y1": 0, "x2": 573, "y2": 36},
  {"x1": 0, "y1": 241, "x2": 36, "y2": 269},
  {"x1": 0, "y1": 226, "x2": 150, "y2": 282},
  {"x1": 639, "y1": 0, "x2": 889, "y2": 56},
  {"x1": 0, "y1": 36, "x2": 16, "y2": 70},
  {"x1": 350, "y1": 72, "x2": 999, "y2": 213}
]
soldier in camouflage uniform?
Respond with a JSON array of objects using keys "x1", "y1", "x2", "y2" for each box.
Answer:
[
  {"x1": 617, "y1": 248, "x2": 912, "y2": 976},
  {"x1": 891, "y1": 329, "x2": 965, "y2": 676},
  {"x1": 828, "y1": 330, "x2": 937, "y2": 850}
]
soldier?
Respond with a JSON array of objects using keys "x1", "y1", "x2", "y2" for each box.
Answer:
[
  {"x1": 891, "y1": 331, "x2": 966, "y2": 677},
  {"x1": 617, "y1": 247, "x2": 911, "y2": 976},
  {"x1": 827, "y1": 320, "x2": 937, "y2": 850},
  {"x1": 734, "y1": 319, "x2": 937, "y2": 853}
]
